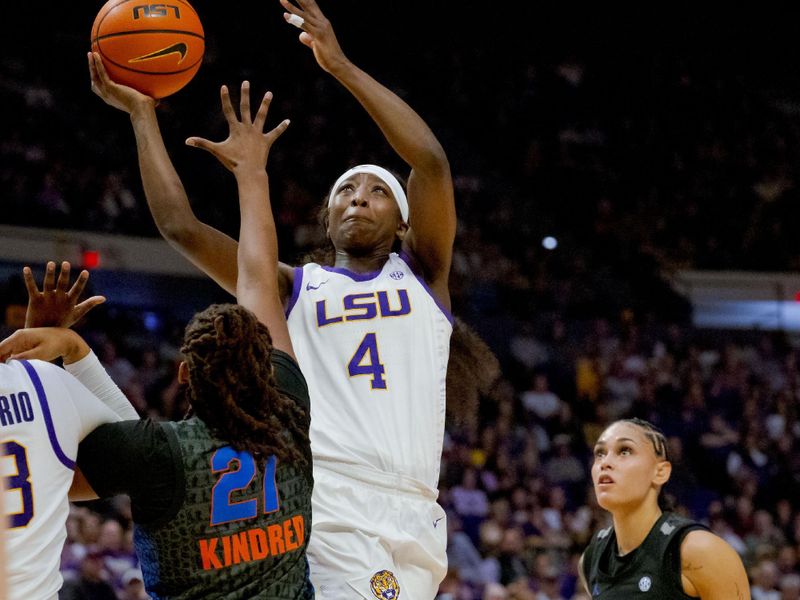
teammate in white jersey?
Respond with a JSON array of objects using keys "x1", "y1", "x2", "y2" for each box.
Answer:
[
  {"x1": 0, "y1": 264, "x2": 137, "y2": 600},
  {"x1": 88, "y1": 0, "x2": 456, "y2": 595}
]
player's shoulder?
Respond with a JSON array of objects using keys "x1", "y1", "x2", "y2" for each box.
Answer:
[
  {"x1": 680, "y1": 528, "x2": 730, "y2": 557},
  {"x1": 2, "y1": 358, "x2": 64, "y2": 383}
]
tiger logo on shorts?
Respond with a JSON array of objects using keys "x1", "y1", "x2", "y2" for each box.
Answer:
[{"x1": 370, "y1": 570, "x2": 400, "y2": 599}]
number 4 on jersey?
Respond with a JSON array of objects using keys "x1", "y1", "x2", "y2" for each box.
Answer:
[{"x1": 348, "y1": 333, "x2": 387, "y2": 390}]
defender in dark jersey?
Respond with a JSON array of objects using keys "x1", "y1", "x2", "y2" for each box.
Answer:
[
  {"x1": 581, "y1": 418, "x2": 749, "y2": 600},
  {"x1": 21, "y1": 72, "x2": 314, "y2": 599}
]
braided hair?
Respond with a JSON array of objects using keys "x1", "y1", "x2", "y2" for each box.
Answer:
[
  {"x1": 181, "y1": 304, "x2": 310, "y2": 467},
  {"x1": 618, "y1": 417, "x2": 669, "y2": 461},
  {"x1": 615, "y1": 417, "x2": 674, "y2": 510}
]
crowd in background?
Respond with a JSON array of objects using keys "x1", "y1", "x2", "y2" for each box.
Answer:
[
  {"x1": 2, "y1": 298, "x2": 799, "y2": 599},
  {"x1": 4, "y1": 4, "x2": 800, "y2": 599}
]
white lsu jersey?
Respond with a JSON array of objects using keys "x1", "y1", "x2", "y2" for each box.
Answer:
[
  {"x1": 286, "y1": 252, "x2": 452, "y2": 492},
  {"x1": 1, "y1": 359, "x2": 121, "y2": 600}
]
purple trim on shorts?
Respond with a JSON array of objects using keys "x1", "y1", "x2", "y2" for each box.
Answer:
[
  {"x1": 320, "y1": 265, "x2": 384, "y2": 282},
  {"x1": 398, "y1": 251, "x2": 454, "y2": 325},
  {"x1": 20, "y1": 360, "x2": 76, "y2": 470},
  {"x1": 285, "y1": 267, "x2": 304, "y2": 318}
]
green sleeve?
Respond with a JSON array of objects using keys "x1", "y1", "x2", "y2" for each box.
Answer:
[
  {"x1": 77, "y1": 418, "x2": 183, "y2": 524},
  {"x1": 271, "y1": 349, "x2": 309, "y2": 411}
]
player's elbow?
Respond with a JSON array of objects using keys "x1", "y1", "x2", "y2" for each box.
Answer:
[
  {"x1": 157, "y1": 218, "x2": 199, "y2": 249},
  {"x1": 415, "y1": 142, "x2": 450, "y2": 176}
]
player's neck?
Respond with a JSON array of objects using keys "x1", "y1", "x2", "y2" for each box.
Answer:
[
  {"x1": 333, "y1": 250, "x2": 390, "y2": 273},
  {"x1": 612, "y1": 504, "x2": 662, "y2": 556}
]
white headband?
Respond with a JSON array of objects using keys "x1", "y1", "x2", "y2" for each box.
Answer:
[{"x1": 329, "y1": 164, "x2": 409, "y2": 223}]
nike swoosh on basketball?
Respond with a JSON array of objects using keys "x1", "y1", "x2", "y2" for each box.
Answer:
[
  {"x1": 306, "y1": 280, "x2": 329, "y2": 291},
  {"x1": 129, "y1": 42, "x2": 188, "y2": 64}
]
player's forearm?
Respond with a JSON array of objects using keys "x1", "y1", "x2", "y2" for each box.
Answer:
[
  {"x1": 65, "y1": 350, "x2": 138, "y2": 420},
  {"x1": 235, "y1": 170, "x2": 279, "y2": 296},
  {"x1": 130, "y1": 105, "x2": 200, "y2": 243},
  {"x1": 329, "y1": 61, "x2": 449, "y2": 174}
]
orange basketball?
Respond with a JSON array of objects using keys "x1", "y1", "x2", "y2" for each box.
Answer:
[{"x1": 91, "y1": 0, "x2": 204, "y2": 99}]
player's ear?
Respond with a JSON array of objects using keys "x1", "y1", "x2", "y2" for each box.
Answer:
[
  {"x1": 395, "y1": 220, "x2": 409, "y2": 241},
  {"x1": 654, "y1": 460, "x2": 672, "y2": 486},
  {"x1": 178, "y1": 361, "x2": 189, "y2": 384}
]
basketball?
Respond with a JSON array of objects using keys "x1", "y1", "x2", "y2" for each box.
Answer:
[{"x1": 90, "y1": 0, "x2": 204, "y2": 99}]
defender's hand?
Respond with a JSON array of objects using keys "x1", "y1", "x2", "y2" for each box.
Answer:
[
  {"x1": 24, "y1": 261, "x2": 106, "y2": 328},
  {"x1": 185, "y1": 82, "x2": 290, "y2": 174}
]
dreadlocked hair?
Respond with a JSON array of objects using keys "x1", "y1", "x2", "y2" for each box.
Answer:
[
  {"x1": 181, "y1": 304, "x2": 310, "y2": 467},
  {"x1": 446, "y1": 318, "x2": 501, "y2": 435}
]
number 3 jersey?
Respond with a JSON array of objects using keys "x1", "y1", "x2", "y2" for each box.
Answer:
[
  {"x1": 286, "y1": 252, "x2": 453, "y2": 493},
  {"x1": 1, "y1": 359, "x2": 122, "y2": 600}
]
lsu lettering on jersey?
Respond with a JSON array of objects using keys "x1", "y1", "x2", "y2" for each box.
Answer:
[
  {"x1": 286, "y1": 252, "x2": 452, "y2": 492},
  {"x1": 0, "y1": 359, "x2": 120, "y2": 600}
]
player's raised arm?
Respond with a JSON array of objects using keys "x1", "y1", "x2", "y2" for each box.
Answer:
[
  {"x1": 281, "y1": 0, "x2": 456, "y2": 303},
  {"x1": 87, "y1": 52, "x2": 240, "y2": 296},
  {"x1": 186, "y1": 82, "x2": 294, "y2": 358}
]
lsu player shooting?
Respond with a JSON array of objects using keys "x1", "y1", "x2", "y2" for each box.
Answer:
[{"x1": 88, "y1": 0, "x2": 457, "y2": 595}]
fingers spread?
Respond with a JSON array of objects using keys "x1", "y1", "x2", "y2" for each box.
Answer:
[
  {"x1": 185, "y1": 137, "x2": 217, "y2": 153},
  {"x1": 68, "y1": 269, "x2": 89, "y2": 299},
  {"x1": 219, "y1": 85, "x2": 237, "y2": 125},
  {"x1": 254, "y1": 91, "x2": 273, "y2": 131},
  {"x1": 55, "y1": 261, "x2": 71, "y2": 293},
  {"x1": 280, "y1": 0, "x2": 304, "y2": 17},
  {"x1": 299, "y1": 32, "x2": 314, "y2": 48},
  {"x1": 43, "y1": 262, "x2": 56, "y2": 293},
  {"x1": 22, "y1": 266, "x2": 40, "y2": 297},
  {"x1": 285, "y1": 13, "x2": 305, "y2": 29},
  {"x1": 240, "y1": 81, "x2": 252, "y2": 124},
  {"x1": 73, "y1": 297, "x2": 106, "y2": 322},
  {"x1": 268, "y1": 119, "x2": 291, "y2": 142}
]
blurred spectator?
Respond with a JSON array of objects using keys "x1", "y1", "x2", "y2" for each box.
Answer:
[
  {"x1": 119, "y1": 568, "x2": 148, "y2": 600},
  {"x1": 752, "y1": 560, "x2": 782, "y2": 600},
  {"x1": 59, "y1": 550, "x2": 117, "y2": 600}
]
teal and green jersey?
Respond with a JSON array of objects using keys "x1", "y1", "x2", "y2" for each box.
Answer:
[{"x1": 78, "y1": 350, "x2": 314, "y2": 599}]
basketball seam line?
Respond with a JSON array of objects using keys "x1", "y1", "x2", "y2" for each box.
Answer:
[
  {"x1": 93, "y1": 0, "x2": 200, "y2": 41},
  {"x1": 93, "y1": 29, "x2": 205, "y2": 42}
]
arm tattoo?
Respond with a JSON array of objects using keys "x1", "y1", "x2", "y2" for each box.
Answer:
[{"x1": 681, "y1": 561, "x2": 703, "y2": 573}]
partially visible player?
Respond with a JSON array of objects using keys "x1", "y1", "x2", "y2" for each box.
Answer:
[
  {"x1": 581, "y1": 418, "x2": 750, "y2": 599},
  {"x1": 0, "y1": 264, "x2": 137, "y2": 600},
  {"x1": 12, "y1": 81, "x2": 314, "y2": 599},
  {"x1": 1, "y1": 462, "x2": 6, "y2": 600}
]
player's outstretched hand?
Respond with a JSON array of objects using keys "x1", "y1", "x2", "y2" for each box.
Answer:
[
  {"x1": 0, "y1": 327, "x2": 90, "y2": 365},
  {"x1": 24, "y1": 261, "x2": 106, "y2": 329},
  {"x1": 88, "y1": 51, "x2": 155, "y2": 114},
  {"x1": 185, "y1": 82, "x2": 290, "y2": 174},
  {"x1": 280, "y1": 0, "x2": 348, "y2": 74}
]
